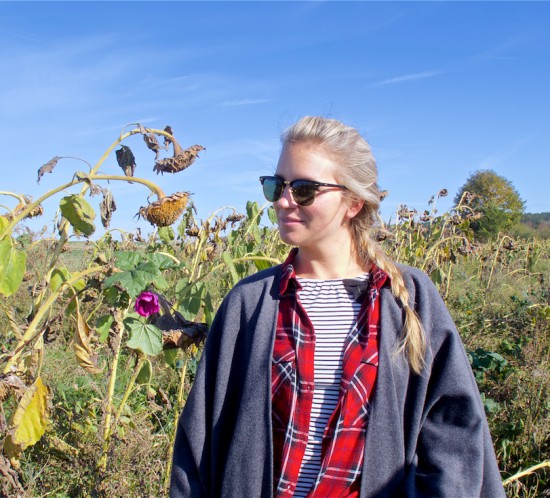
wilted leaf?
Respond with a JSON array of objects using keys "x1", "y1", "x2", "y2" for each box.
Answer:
[
  {"x1": 4, "y1": 377, "x2": 49, "y2": 465},
  {"x1": 124, "y1": 317, "x2": 162, "y2": 356},
  {"x1": 163, "y1": 125, "x2": 173, "y2": 147},
  {"x1": 0, "y1": 302, "x2": 24, "y2": 340},
  {"x1": 37, "y1": 156, "x2": 61, "y2": 184},
  {"x1": 59, "y1": 195, "x2": 96, "y2": 237},
  {"x1": 143, "y1": 132, "x2": 161, "y2": 156},
  {"x1": 100, "y1": 189, "x2": 117, "y2": 229},
  {"x1": 136, "y1": 359, "x2": 153, "y2": 384},
  {"x1": 0, "y1": 237, "x2": 27, "y2": 296},
  {"x1": 73, "y1": 299, "x2": 103, "y2": 374},
  {"x1": 116, "y1": 145, "x2": 136, "y2": 177}
]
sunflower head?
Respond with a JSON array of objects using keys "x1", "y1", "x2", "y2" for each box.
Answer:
[
  {"x1": 153, "y1": 145, "x2": 205, "y2": 175},
  {"x1": 138, "y1": 192, "x2": 190, "y2": 227}
]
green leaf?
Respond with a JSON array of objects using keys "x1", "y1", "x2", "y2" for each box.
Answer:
[
  {"x1": 203, "y1": 291, "x2": 215, "y2": 326},
  {"x1": 114, "y1": 251, "x2": 142, "y2": 271},
  {"x1": 252, "y1": 251, "x2": 272, "y2": 271},
  {"x1": 124, "y1": 317, "x2": 162, "y2": 356},
  {"x1": 59, "y1": 195, "x2": 96, "y2": 237},
  {"x1": 96, "y1": 315, "x2": 114, "y2": 342},
  {"x1": 153, "y1": 274, "x2": 168, "y2": 290},
  {"x1": 146, "y1": 252, "x2": 179, "y2": 270},
  {"x1": 158, "y1": 226, "x2": 175, "y2": 244},
  {"x1": 0, "y1": 237, "x2": 27, "y2": 296},
  {"x1": 267, "y1": 206, "x2": 277, "y2": 225},
  {"x1": 246, "y1": 200, "x2": 260, "y2": 223},
  {"x1": 104, "y1": 262, "x2": 160, "y2": 298},
  {"x1": 429, "y1": 268, "x2": 443, "y2": 287},
  {"x1": 222, "y1": 251, "x2": 239, "y2": 286},
  {"x1": 178, "y1": 281, "x2": 205, "y2": 321},
  {"x1": 0, "y1": 216, "x2": 9, "y2": 238},
  {"x1": 50, "y1": 267, "x2": 70, "y2": 294},
  {"x1": 136, "y1": 359, "x2": 153, "y2": 384},
  {"x1": 163, "y1": 348, "x2": 178, "y2": 369}
]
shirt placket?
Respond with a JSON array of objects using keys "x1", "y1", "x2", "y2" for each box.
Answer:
[{"x1": 278, "y1": 290, "x2": 316, "y2": 496}]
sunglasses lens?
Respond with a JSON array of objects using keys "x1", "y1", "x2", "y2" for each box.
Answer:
[
  {"x1": 261, "y1": 177, "x2": 283, "y2": 202},
  {"x1": 291, "y1": 181, "x2": 317, "y2": 206}
]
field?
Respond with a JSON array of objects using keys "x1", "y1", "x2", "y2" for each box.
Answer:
[{"x1": 0, "y1": 197, "x2": 548, "y2": 498}]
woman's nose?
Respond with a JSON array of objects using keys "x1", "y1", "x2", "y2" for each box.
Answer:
[{"x1": 275, "y1": 185, "x2": 296, "y2": 208}]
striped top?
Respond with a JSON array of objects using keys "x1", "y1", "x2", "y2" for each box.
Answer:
[{"x1": 293, "y1": 273, "x2": 369, "y2": 497}]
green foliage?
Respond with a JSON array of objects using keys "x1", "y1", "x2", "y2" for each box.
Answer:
[
  {"x1": 454, "y1": 170, "x2": 525, "y2": 240},
  {"x1": 59, "y1": 194, "x2": 96, "y2": 237},
  {"x1": 0, "y1": 237, "x2": 26, "y2": 297},
  {"x1": 124, "y1": 315, "x2": 163, "y2": 356}
]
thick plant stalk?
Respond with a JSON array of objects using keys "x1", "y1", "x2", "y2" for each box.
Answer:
[
  {"x1": 163, "y1": 356, "x2": 188, "y2": 493},
  {"x1": 97, "y1": 312, "x2": 126, "y2": 472},
  {"x1": 502, "y1": 460, "x2": 550, "y2": 486}
]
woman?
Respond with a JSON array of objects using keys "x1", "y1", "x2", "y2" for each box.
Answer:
[{"x1": 170, "y1": 116, "x2": 505, "y2": 497}]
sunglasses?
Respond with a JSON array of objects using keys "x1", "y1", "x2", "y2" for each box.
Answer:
[{"x1": 259, "y1": 175, "x2": 347, "y2": 206}]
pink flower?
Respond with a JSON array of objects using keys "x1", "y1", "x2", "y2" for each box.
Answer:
[{"x1": 135, "y1": 291, "x2": 160, "y2": 317}]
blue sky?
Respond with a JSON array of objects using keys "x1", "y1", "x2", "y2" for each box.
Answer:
[{"x1": 1, "y1": 1, "x2": 549, "y2": 238}]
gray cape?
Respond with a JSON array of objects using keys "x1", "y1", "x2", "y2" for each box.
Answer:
[{"x1": 170, "y1": 264, "x2": 505, "y2": 497}]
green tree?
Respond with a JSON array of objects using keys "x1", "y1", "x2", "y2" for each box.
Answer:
[{"x1": 454, "y1": 170, "x2": 525, "y2": 240}]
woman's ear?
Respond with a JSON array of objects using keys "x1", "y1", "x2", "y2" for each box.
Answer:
[{"x1": 346, "y1": 196, "x2": 365, "y2": 220}]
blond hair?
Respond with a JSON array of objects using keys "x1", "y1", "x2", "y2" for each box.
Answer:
[{"x1": 282, "y1": 116, "x2": 426, "y2": 374}]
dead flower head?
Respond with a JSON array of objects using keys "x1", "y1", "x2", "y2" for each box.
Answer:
[
  {"x1": 153, "y1": 145, "x2": 205, "y2": 175},
  {"x1": 138, "y1": 192, "x2": 190, "y2": 227}
]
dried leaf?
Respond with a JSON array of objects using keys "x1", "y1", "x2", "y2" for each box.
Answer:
[
  {"x1": 153, "y1": 145, "x2": 205, "y2": 175},
  {"x1": 73, "y1": 299, "x2": 103, "y2": 374},
  {"x1": 115, "y1": 145, "x2": 136, "y2": 177},
  {"x1": 157, "y1": 386, "x2": 172, "y2": 410},
  {"x1": 0, "y1": 302, "x2": 24, "y2": 340},
  {"x1": 3, "y1": 377, "x2": 49, "y2": 467},
  {"x1": 163, "y1": 125, "x2": 173, "y2": 147},
  {"x1": 100, "y1": 189, "x2": 117, "y2": 229},
  {"x1": 37, "y1": 156, "x2": 61, "y2": 184},
  {"x1": 89, "y1": 184, "x2": 103, "y2": 197},
  {"x1": 143, "y1": 132, "x2": 161, "y2": 157}
]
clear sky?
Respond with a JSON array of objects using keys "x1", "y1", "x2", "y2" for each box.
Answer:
[{"x1": 1, "y1": 1, "x2": 549, "y2": 238}]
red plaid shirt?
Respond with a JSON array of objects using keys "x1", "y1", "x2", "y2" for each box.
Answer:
[{"x1": 272, "y1": 250, "x2": 388, "y2": 497}]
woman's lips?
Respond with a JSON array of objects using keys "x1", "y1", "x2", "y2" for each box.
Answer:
[{"x1": 279, "y1": 217, "x2": 302, "y2": 225}]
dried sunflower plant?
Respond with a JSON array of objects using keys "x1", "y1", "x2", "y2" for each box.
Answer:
[{"x1": 0, "y1": 124, "x2": 215, "y2": 495}]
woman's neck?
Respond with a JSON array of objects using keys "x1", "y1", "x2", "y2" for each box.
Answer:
[{"x1": 293, "y1": 245, "x2": 368, "y2": 279}]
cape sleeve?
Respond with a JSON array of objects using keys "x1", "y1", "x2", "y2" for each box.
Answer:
[
  {"x1": 407, "y1": 268, "x2": 506, "y2": 497},
  {"x1": 169, "y1": 295, "x2": 229, "y2": 498}
]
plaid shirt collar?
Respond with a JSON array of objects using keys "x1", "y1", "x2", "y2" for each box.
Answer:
[
  {"x1": 273, "y1": 249, "x2": 389, "y2": 497},
  {"x1": 279, "y1": 248, "x2": 373, "y2": 298}
]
